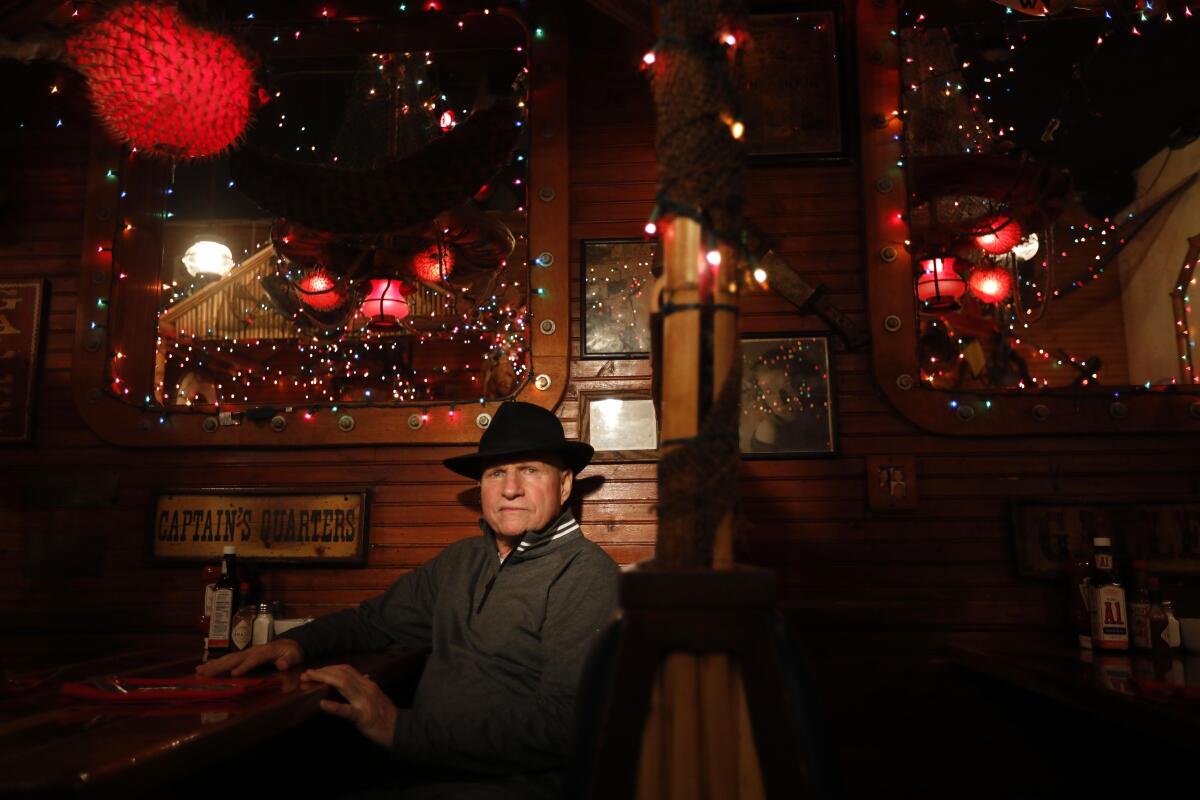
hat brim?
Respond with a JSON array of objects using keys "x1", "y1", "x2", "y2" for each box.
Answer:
[{"x1": 443, "y1": 441, "x2": 594, "y2": 480}]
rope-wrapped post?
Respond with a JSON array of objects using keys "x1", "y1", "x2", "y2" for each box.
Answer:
[
  {"x1": 650, "y1": 0, "x2": 746, "y2": 569},
  {"x1": 638, "y1": 2, "x2": 758, "y2": 796}
]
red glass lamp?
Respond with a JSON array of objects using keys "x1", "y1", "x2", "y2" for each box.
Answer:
[
  {"x1": 916, "y1": 256, "x2": 966, "y2": 311},
  {"x1": 361, "y1": 279, "x2": 411, "y2": 326}
]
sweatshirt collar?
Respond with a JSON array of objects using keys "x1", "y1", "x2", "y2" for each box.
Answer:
[{"x1": 480, "y1": 508, "x2": 581, "y2": 561}]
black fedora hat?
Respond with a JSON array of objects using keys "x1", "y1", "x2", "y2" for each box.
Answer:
[{"x1": 443, "y1": 401, "x2": 594, "y2": 479}]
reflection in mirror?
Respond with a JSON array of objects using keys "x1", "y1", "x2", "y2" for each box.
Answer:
[
  {"x1": 115, "y1": 16, "x2": 529, "y2": 411},
  {"x1": 898, "y1": 9, "x2": 1200, "y2": 393}
]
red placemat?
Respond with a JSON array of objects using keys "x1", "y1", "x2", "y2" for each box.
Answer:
[{"x1": 60, "y1": 675, "x2": 281, "y2": 703}]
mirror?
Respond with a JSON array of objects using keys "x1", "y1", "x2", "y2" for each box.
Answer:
[
  {"x1": 898, "y1": 11, "x2": 1200, "y2": 394},
  {"x1": 74, "y1": 6, "x2": 569, "y2": 445},
  {"x1": 857, "y1": 1, "x2": 1200, "y2": 434}
]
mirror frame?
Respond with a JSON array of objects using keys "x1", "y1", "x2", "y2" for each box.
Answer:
[
  {"x1": 856, "y1": 0, "x2": 1200, "y2": 435},
  {"x1": 72, "y1": 8, "x2": 568, "y2": 446}
]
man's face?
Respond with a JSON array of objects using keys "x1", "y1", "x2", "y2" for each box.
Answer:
[{"x1": 479, "y1": 454, "x2": 572, "y2": 537}]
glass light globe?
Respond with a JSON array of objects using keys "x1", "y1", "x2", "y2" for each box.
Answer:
[
  {"x1": 1011, "y1": 232, "x2": 1040, "y2": 262},
  {"x1": 182, "y1": 240, "x2": 234, "y2": 277}
]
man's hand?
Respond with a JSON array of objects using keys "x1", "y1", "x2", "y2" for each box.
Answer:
[
  {"x1": 301, "y1": 664, "x2": 397, "y2": 749},
  {"x1": 196, "y1": 639, "x2": 304, "y2": 677}
]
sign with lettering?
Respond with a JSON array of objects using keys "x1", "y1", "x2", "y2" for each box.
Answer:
[
  {"x1": 0, "y1": 280, "x2": 47, "y2": 444},
  {"x1": 153, "y1": 489, "x2": 368, "y2": 563}
]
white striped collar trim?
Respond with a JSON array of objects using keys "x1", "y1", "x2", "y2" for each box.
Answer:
[{"x1": 516, "y1": 522, "x2": 580, "y2": 551}]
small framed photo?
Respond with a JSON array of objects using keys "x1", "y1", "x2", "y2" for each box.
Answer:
[
  {"x1": 580, "y1": 238, "x2": 656, "y2": 359},
  {"x1": 743, "y1": 5, "x2": 851, "y2": 162},
  {"x1": 740, "y1": 334, "x2": 836, "y2": 457},
  {"x1": 0, "y1": 279, "x2": 48, "y2": 445},
  {"x1": 579, "y1": 391, "x2": 659, "y2": 462}
]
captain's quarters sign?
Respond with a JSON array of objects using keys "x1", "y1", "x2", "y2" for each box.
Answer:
[{"x1": 153, "y1": 490, "x2": 368, "y2": 563}]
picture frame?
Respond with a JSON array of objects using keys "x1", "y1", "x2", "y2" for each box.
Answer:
[
  {"x1": 579, "y1": 391, "x2": 660, "y2": 462},
  {"x1": 580, "y1": 238, "x2": 656, "y2": 359},
  {"x1": 739, "y1": 334, "x2": 837, "y2": 457},
  {"x1": 0, "y1": 279, "x2": 48, "y2": 445},
  {"x1": 743, "y1": 4, "x2": 853, "y2": 162},
  {"x1": 151, "y1": 488, "x2": 369, "y2": 564},
  {"x1": 1011, "y1": 501, "x2": 1200, "y2": 580}
]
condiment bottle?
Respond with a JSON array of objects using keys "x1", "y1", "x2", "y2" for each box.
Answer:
[
  {"x1": 200, "y1": 562, "x2": 220, "y2": 634},
  {"x1": 252, "y1": 603, "x2": 274, "y2": 646},
  {"x1": 1128, "y1": 560, "x2": 1152, "y2": 650},
  {"x1": 231, "y1": 582, "x2": 256, "y2": 652},
  {"x1": 206, "y1": 546, "x2": 238, "y2": 658},
  {"x1": 1148, "y1": 579, "x2": 1167, "y2": 657},
  {"x1": 1089, "y1": 537, "x2": 1129, "y2": 651},
  {"x1": 1161, "y1": 600, "x2": 1182, "y2": 652},
  {"x1": 1066, "y1": 542, "x2": 1094, "y2": 649}
]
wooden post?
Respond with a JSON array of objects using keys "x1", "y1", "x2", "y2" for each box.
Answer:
[{"x1": 636, "y1": 222, "x2": 764, "y2": 797}]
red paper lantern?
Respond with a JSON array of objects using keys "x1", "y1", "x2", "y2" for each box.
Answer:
[
  {"x1": 67, "y1": 2, "x2": 259, "y2": 159},
  {"x1": 297, "y1": 269, "x2": 344, "y2": 311},
  {"x1": 974, "y1": 216, "x2": 1023, "y2": 255},
  {"x1": 410, "y1": 243, "x2": 456, "y2": 283},
  {"x1": 361, "y1": 279, "x2": 410, "y2": 326},
  {"x1": 968, "y1": 266, "x2": 1013, "y2": 304},
  {"x1": 916, "y1": 257, "x2": 966, "y2": 310}
]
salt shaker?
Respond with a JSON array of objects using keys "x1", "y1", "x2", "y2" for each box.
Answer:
[{"x1": 252, "y1": 602, "x2": 275, "y2": 646}]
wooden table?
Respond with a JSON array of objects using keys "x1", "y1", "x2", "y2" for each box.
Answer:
[
  {"x1": 0, "y1": 648, "x2": 427, "y2": 799},
  {"x1": 948, "y1": 644, "x2": 1200, "y2": 752}
]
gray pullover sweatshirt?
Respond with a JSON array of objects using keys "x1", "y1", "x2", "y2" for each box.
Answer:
[{"x1": 280, "y1": 509, "x2": 619, "y2": 776}]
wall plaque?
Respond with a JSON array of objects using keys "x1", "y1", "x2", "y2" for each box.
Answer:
[
  {"x1": 0, "y1": 279, "x2": 47, "y2": 444},
  {"x1": 153, "y1": 489, "x2": 368, "y2": 563}
]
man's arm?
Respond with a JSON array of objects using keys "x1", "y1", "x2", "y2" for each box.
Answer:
[
  {"x1": 199, "y1": 553, "x2": 443, "y2": 677},
  {"x1": 280, "y1": 549, "x2": 443, "y2": 660},
  {"x1": 390, "y1": 550, "x2": 619, "y2": 774}
]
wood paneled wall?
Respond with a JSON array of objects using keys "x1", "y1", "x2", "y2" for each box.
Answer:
[{"x1": 2, "y1": 6, "x2": 1199, "y2": 703}]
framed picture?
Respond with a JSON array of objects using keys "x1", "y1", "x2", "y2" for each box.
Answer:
[
  {"x1": 151, "y1": 488, "x2": 369, "y2": 564},
  {"x1": 743, "y1": 5, "x2": 852, "y2": 161},
  {"x1": 1012, "y1": 501, "x2": 1200, "y2": 580},
  {"x1": 740, "y1": 334, "x2": 836, "y2": 457},
  {"x1": 0, "y1": 279, "x2": 48, "y2": 445},
  {"x1": 580, "y1": 238, "x2": 656, "y2": 359},
  {"x1": 579, "y1": 391, "x2": 659, "y2": 462}
]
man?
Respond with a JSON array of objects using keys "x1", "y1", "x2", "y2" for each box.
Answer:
[{"x1": 199, "y1": 402, "x2": 619, "y2": 797}]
